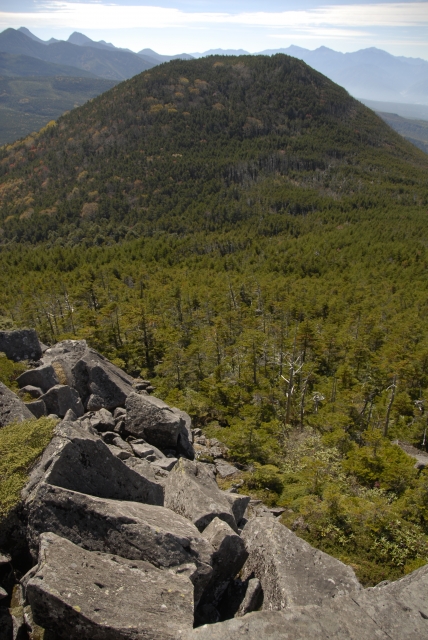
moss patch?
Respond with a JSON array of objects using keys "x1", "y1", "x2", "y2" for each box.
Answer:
[{"x1": 0, "y1": 417, "x2": 57, "y2": 522}]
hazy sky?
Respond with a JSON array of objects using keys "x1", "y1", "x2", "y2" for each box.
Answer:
[{"x1": 0, "y1": 0, "x2": 427, "y2": 57}]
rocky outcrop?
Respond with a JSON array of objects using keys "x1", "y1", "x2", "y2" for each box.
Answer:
[
  {"x1": 241, "y1": 514, "x2": 361, "y2": 609},
  {"x1": 173, "y1": 408, "x2": 195, "y2": 460},
  {"x1": 1, "y1": 332, "x2": 426, "y2": 640},
  {"x1": 23, "y1": 532, "x2": 194, "y2": 640},
  {"x1": 164, "y1": 459, "x2": 238, "y2": 532},
  {"x1": 22, "y1": 421, "x2": 164, "y2": 506},
  {"x1": 38, "y1": 384, "x2": 84, "y2": 418},
  {"x1": 180, "y1": 564, "x2": 428, "y2": 639},
  {"x1": 42, "y1": 340, "x2": 135, "y2": 411},
  {"x1": 196, "y1": 518, "x2": 248, "y2": 623},
  {"x1": 24, "y1": 400, "x2": 46, "y2": 419},
  {"x1": 16, "y1": 364, "x2": 59, "y2": 394},
  {"x1": 125, "y1": 392, "x2": 183, "y2": 449},
  {"x1": 0, "y1": 382, "x2": 33, "y2": 427},
  {"x1": 0, "y1": 330, "x2": 41, "y2": 362},
  {"x1": 26, "y1": 484, "x2": 214, "y2": 604}
]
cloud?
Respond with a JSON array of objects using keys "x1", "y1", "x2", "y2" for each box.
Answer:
[
  {"x1": 1, "y1": 2, "x2": 427, "y2": 31},
  {"x1": 269, "y1": 28, "x2": 372, "y2": 41}
]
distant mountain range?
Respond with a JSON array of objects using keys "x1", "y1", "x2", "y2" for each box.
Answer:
[
  {"x1": 1, "y1": 29, "x2": 427, "y2": 105},
  {"x1": 192, "y1": 46, "x2": 428, "y2": 106}
]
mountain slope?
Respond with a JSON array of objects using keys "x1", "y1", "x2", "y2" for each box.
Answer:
[
  {"x1": 0, "y1": 28, "x2": 155, "y2": 80},
  {"x1": 0, "y1": 54, "x2": 426, "y2": 246},
  {"x1": 377, "y1": 111, "x2": 428, "y2": 154},
  {"x1": 0, "y1": 52, "x2": 97, "y2": 78},
  {"x1": 0, "y1": 76, "x2": 118, "y2": 146}
]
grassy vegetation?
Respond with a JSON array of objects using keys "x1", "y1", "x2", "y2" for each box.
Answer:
[
  {"x1": 0, "y1": 417, "x2": 57, "y2": 523},
  {"x1": 0, "y1": 353, "x2": 27, "y2": 391}
]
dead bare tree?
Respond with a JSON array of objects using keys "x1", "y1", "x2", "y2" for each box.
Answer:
[
  {"x1": 383, "y1": 375, "x2": 397, "y2": 437},
  {"x1": 281, "y1": 325, "x2": 304, "y2": 426}
]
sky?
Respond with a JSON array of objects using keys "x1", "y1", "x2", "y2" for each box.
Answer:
[{"x1": 0, "y1": 0, "x2": 427, "y2": 58}]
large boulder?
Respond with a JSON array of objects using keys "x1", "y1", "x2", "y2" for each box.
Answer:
[
  {"x1": 164, "y1": 459, "x2": 237, "y2": 532},
  {"x1": 42, "y1": 340, "x2": 134, "y2": 411},
  {"x1": 25, "y1": 399, "x2": 46, "y2": 419},
  {"x1": 241, "y1": 516, "x2": 361, "y2": 610},
  {"x1": 223, "y1": 493, "x2": 250, "y2": 525},
  {"x1": 126, "y1": 392, "x2": 183, "y2": 449},
  {"x1": 23, "y1": 532, "x2": 194, "y2": 640},
  {"x1": 39, "y1": 384, "x2": 84, "y2": 418},
  {"x1": 0, "y1": 329, "x2": 41, "y2": 362},
  {"x1": 16, "y1": 364, "x2": 59, "y2": 393},
  {"x1": 22, "y1": 420, "x2": 163, "y2": 506},
  {"x1": 181, "y1": 564, "x2": 428, "y2": 640},
  {"x1": 173, "y1": 407, "x2": 195, "y2": 460},
  {"x1": 26, "y1": 484, "x2": 214, "y2": 605},
  {"x1": 0, "y1": 382, "x2": 33, "y2": 427}
]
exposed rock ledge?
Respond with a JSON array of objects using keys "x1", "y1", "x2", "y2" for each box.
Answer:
[{"x1": 0, "y1": 329, "x2": 426, "y2": 640}]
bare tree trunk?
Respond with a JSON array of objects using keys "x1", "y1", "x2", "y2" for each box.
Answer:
[
  {"x1": 384, "y1": 375, "x2": 397, "y2": 437},
  {"x1": 285, "y1": 323, "x2": 298, "y2": 426}
]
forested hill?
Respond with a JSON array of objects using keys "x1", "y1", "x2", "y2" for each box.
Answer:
[
  {"x1": 2, "y1": 55, "x2": 428, "y2": 586},
  {"x1": 0, "y1": 54, "x2": 427, "y2": 246}
]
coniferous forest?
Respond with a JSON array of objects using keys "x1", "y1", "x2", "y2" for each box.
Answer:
[{"x1": 1, "y1": 55, "x2": 428, "y2": 585}]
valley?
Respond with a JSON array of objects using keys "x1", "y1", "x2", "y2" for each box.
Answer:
[{"x1": 0, "y1": 54, "x2": 428, "y2": 584}]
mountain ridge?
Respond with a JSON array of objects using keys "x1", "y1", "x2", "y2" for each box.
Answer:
[
  {"x1": 0, "y1": 54, "x2": 426, "y2": 245},
  {"x1": 0, "y1": 28, "x2": 155, "y2": 81}
]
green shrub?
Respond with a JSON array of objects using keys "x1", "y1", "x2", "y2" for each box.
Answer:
[
  {"x1": 0, "y1": 417, "x2": 57, "y2": 522},
  {"x1": 0, "y1": 353, "x2": 27, "y2": 391}
]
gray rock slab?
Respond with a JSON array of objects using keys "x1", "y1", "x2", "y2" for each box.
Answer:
[
  {"x1": 108, "y1": 444, "x2": 133, "y2": 460},
  {"x1": 215, "y1": 461, "x2": 239, "y2": 478},
  {"x1": 223, "y1": 493, "x2": 250, "y2": 524},
  {"x1": 0, "y1": 381, "x2": 33, "y2": 427},
  {"x1": 126, "y1": 392, "x2": 183, "y2": 449},
  {"x1": 22, "y1": 421, "x2": 163, "y2": 507},
  {"x1": 0, "y1": 329, "x2": 41, "y2": 362},
  {"x1": 199, "y1": 518, "x2": 248, "y2": 608},
  {"x1": 26, "y1": 484, "x2": 214, "y2": 604},
  {"x1": 18, "y1": 385, "x2": 43, "y2": 399},
  {"x1": 236, "y1": 578, "x2": 262, "y2": 617},
  {"x1": 183, "y1": 564, "x2": 428, "y2": 639},
  {"x1": 42, "y1": 339, "x2": 89, "y2": 386},
  {"x1": 164, "y1": 459, "x2": 237, "y2": 532},
  {"x1": 124, "y1": 456, "x2": 160, "y2": 483},
  {"x1": 352, "y1": 563, "x2": 428, "y2": 638},
  {"x1": 25, "y1": 399, "x2": 46, "y2": 419},
  {"x1": 39, "y1": 384, "x2": 84, "y2": 418},
  {"x1": 73, "y1": 349, "x2": 134, "y2": 410},
  {"x1": 24, "y1": 532, "x2": 194, "y2": 640},
  {"x1": 131, "y1": 441, "x2": 164, "y2": 459},
  {"x1": 152, "y1": 457, "x2": 178, "y2": 472},
  {"x1": 173, "y1": 407, "x2": 195, "y2": 460},
  {"x1": 43, "y1": 340, "x2": 134, "y2": 411},
  {"x1": 89, "y1": 408, "x2": 115, "y2": 432},
  {"x1": 17, "y1": 364, "x2": 59, "y2": 393},
  {"x1": 241, "y1": 516, "x2": 361, "y2": 610},
  {"x1": 63, "y1": 408, "x2": 77, "y2": 422},
  {"x1": 179, "y1": 605, "x2": 381, "y2": 640}
]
